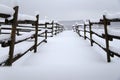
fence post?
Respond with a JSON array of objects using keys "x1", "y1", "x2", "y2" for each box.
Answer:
[
  {"x1": 55, "y1": 23, "x2": 57, "y2": 35},
  {"x1": 51, "y1": 21, "x2": 54, "y2": 37},
  {"x1": 89, "y1": 20, "x2": 93, "y2": 46},
  {"x1": 5, "y1": 6, "x2": 18, "y2": 66},
  {"x1": 76, "y1": 26, "x2": 80, "y2": 37},
  {"x1": 84, "y1": 24, "x2": 86, "y2": 40},
  {"x1": 57, "y1": 24, "x2": 59, "y2": 34},
  {"x1": 45, "y1": 23, "x2": 47, "y2": 42},
  {"x1": 76, "y1": 26, "x2": 78, "y2": 34},
  {"x1": 45, "y1": 30, "x2": 47, "y2": 43},
  {"x1": 34, "y1": 15, "x2": 39, "y2": 53},
  {"x1": 103, "y1": 15, "x2": 111, "y2": 62}
]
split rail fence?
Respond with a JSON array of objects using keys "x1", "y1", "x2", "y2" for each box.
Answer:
[
  {"x1": 73, "y1": 15, "x2": 120, "y2": 62},
  {"x1": 0, "y1": 5, "x2": 64, "y2": 66}
]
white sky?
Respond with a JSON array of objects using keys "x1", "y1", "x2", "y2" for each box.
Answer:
[{"x1": 0, "y1": 0, "x2": 120, "y2": 21}]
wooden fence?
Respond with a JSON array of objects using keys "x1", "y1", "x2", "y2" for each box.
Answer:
[
  {"x1": 0, "y1": 5, "x2": 64, "y2": 66},
  {"x1": 38, "y1": 21, "x2": 64, "y2": 37},
  {"x1": 73, "y1": 15, "x2": 120, "y2": 62},
  {"x1": 0, "y1": 6, "x2": 46, "y2": 66}
]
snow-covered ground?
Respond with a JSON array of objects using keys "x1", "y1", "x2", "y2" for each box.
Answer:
[{"x1": 0, "y1": 30, "x2": 120, "y2": 80}]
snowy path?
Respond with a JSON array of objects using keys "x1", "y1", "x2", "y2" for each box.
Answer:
[
  {"x1": 0, "y1": 31, "x2": 120, "y2": 80},
  {"x1": 15, "y1": 31, "x2": 102, "y2": 65}
]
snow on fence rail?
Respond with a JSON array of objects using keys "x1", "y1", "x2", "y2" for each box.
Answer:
[
  {"x1": 0, "y1": 21, "x2": 64, "y2": 37},
  {"x1": 0, "y1": 4, "x2": 15, "y2": 18},
  {"x1": 73, "y1": 15, "x2": 120, "y2": 62}
]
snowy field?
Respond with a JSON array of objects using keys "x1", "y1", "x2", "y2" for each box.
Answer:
[{"x1": 0, "y1": 30, "x2": 120, "y2": 80}]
